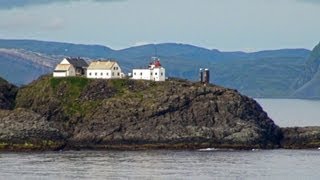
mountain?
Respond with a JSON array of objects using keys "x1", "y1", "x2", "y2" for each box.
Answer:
[
  {"x1": 0, "y1": 39, "x2": 113, "y2": 58},
  {"x1": 0, "y1": 48, "x2": 56, "y2": 85},
  {"x1": 0, "y1": 39, "x2": 312, "y2": 98},
  {"x1": 293, "y1": 42, "x2": 320, "y2": 99}
]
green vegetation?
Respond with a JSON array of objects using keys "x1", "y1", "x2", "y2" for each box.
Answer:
[
  {"x1": 0, "y1": 141, "x2": 63, "y2": 150},
  {"x1": 16, "y1": 76, "x2": 165, "y2": 118},
  {"x1": 50, "y1": 77, "x2": 89, "y2": 90}
]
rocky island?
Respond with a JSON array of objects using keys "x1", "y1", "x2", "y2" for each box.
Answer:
[{"x1": 0, "y1": 76, "x2": 319, "y2": 151}]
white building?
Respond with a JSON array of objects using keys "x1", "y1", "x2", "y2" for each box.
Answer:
[
  {"x1": 53, "y1": 57, "x2": 88, "y2": 77},
  {"x1": 87, "y1": 60, "x2": 123, "y2": 79},
  {"x1": 132, "y1": 57, "x2": 166, "y2": 81}
]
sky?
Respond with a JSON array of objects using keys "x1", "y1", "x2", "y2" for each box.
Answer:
[{"x1": 0, "y1": 0, "x2": 319, "y2": 51}]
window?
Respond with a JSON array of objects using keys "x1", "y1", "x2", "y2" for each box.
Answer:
[
  {"x1": 155, "y1": 73, "x2": 158, "y2": 75},
  {"x1": 151, "y1": 72, "x2": 153, "y2": 75},
  {"x1": 134, "y1": 73, "x2": 136, "y2": 75},
  {"x1": 118, "y1": 73, "x2": 120, "y2": 76},
  {"x1": 161, "y1": 73, "x2": 163, "y2": 76},
  {"x1": 89, "y1": 73, "x2": 92, "y2": 76},
  {"x1": 101, "y1": 73, "x2": 103, "y2": 76},
  {"x1": 107, "y1": 73, "x2": 109, "y2": 76},
  {"x1": 112, "y1": 72, "x2": 114, "y2": 76},
  {"x1": 140, "y1": 72, "x2": 143, "y2": 76},
  {"x1": 95, "y1": 73, "x2": 97, "y2": 76}
]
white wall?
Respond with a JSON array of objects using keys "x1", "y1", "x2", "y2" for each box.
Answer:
[
  {"x1": 112, "y1": 63, "x2": 122, "y2": 78},
  {"x1": 60, "y1": 58, "x2": 70, "y2": 65},
  {"x1": 132, "y1": 69, "x2": 152, "y2": 80},
  {"x1": 67, "y1": 66, "x2": 76, "y2": 76},
  {"x1": 153, "y1": 68, "x2": 166, "y2": 81},
  {"x1": 87, "y1": 69, "x2": 122, "y2": 79},
  {"x1": 87, "y1": 70, "x2": 112, "y2": 79},
  {"x1": 132, "y1": 68, "x2": 165, "y2": 81},
  {"x1": 53, "y1": 72, "x2": 67, "y2": 77},
  {"x1": 53, "y1": 66, "x2": 76, "y2": 77}
]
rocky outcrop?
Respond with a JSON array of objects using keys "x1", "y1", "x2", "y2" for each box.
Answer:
[
  {"x1": 14, "y1": 76, "x2": 282, "y2": 150},
  {"x1": 0, "y1": 77, "x2": 17, "y2": 110},
  {"x1": 5, "y1": 75, "x2": 320, "y2": 150},
  {"x1": 0, "y1": 108, "x2": 66, "y2": 151},
  {"x1": 281, "y1": 127, "x2": 320, "y2": 149}
]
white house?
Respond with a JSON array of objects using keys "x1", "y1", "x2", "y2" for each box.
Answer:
[
  {"x1": 87, "y1": 60, "x2": 123, "y2": 79},
  {"x1": 53, "y1": 57, "x2": 88, "y2": 77},
  {"x1": 132, "y1": 57, "x2": 166, "y2": 81}
]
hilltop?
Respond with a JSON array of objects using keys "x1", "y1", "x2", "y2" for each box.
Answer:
[
  {"x1": 0, "y1": 75, "x2": 319, "y2": 151},
  {"x1": 0, "y1": 75, "x2": 283, "y2": 150},
  {"x1": 0, "y1": 39, "x2": 312, "y2": 98}
]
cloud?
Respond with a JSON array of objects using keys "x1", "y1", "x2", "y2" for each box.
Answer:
[{"x1": 0, "y1": 0, "x2": 126, "y2": 10}]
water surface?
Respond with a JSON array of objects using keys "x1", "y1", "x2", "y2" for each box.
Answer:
[
  {"x1": 256, "y1": 99, "x2": 320, "y2": 127},
  {"x1": 1, "y1": 150, "x2": 320, "y2": 179}
]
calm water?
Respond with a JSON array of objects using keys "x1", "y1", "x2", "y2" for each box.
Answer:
[
  {"x1": 1, "y1": 150, "x2": 320, "y2": 179},
  {"x1": 256, "y1": 99, "x2": 320, "y2": 127},
  {"x1": 1, "y1": 99, "x2": 320, "y2": 179}
]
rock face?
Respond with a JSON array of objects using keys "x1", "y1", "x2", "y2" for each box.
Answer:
[
  {"x1": 0, "y1": 77, "x2": 17, "y2": 110},
  {"x1": 0, "y1": 108, "x2": 65, "y2": 150},
  {"x1": 281, "y1": 127, "x2": 320, "y2": 149},
  {"x1": 13, "y1": 76, "x2": 282, "y2": 150}
]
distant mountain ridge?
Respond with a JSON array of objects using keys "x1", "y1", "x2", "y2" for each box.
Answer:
[
  {"x1": 293, "y1": 42, "x2": 320, "y2": 98},
  {"x1": 0, "y1": 39, "x2": 315, "y2": 98}
]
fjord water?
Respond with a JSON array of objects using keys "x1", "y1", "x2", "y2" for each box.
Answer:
[
  {"x1": 1, "y1": 150, "x2": 320, "y2": 179},
  {"x1": 256, "y1": 99, "x2": 320, "y2": 127},
  {"x1": 1, "y1": 99, "x2": 320, "y2": 179}
]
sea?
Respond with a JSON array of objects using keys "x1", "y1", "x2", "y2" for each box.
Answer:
[{"x1": 0, "y1": 99, "x2": 320, "y2": 179}]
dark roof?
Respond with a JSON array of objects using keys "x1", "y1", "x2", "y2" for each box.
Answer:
[{"x1": 66, "y1": 57, "x2": 88, "y2": 68}]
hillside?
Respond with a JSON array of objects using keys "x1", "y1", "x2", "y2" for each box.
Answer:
[
  {"x1": 0, "y1": 76, "x2": 319, "y2": 151},
  {"x1": 0, "y1": 39, "x2": 312, "y2": 98},
  {"x1": 0, "y1": 75, "x2": 282, "y2": 150},
  {"x1": 293, "y1": 42, "x2": 320, "y2": 98},
  {"x1": 0, "y1": 48, "x2": 56, "y2": 85}
]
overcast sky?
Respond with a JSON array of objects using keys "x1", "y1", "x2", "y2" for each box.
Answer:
[{"x1": 0, "y1": 0, "x2": 319, "y2": 51}]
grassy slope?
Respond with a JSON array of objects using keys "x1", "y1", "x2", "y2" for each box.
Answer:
[{"x1": 16, "y1": 76, "x2": 168, "y2": 119}]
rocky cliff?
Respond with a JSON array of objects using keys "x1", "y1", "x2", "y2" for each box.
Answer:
[
  {"x1": 10, "y1": 76, "x2": 281, "y2": 150},
  {"x1": 281, "y1": 127, "x2": 320, "y2": 149},
  {"x1": 0, "y1": 77, "x2": 17, "y2": 109},
  {"x1": 0, "y1": 108, "x2": 65, "y2": 150},
  {"x1": 0, "y1": 76, "x2": 318, "y2": 151}
]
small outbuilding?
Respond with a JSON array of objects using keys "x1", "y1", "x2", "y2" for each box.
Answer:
[
  {"x1": 87, "y1": 60, "x2": 123, "y2": 79},
  {"x1": 53, "y1": 57, "x2": 88, "y2": 77}
]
